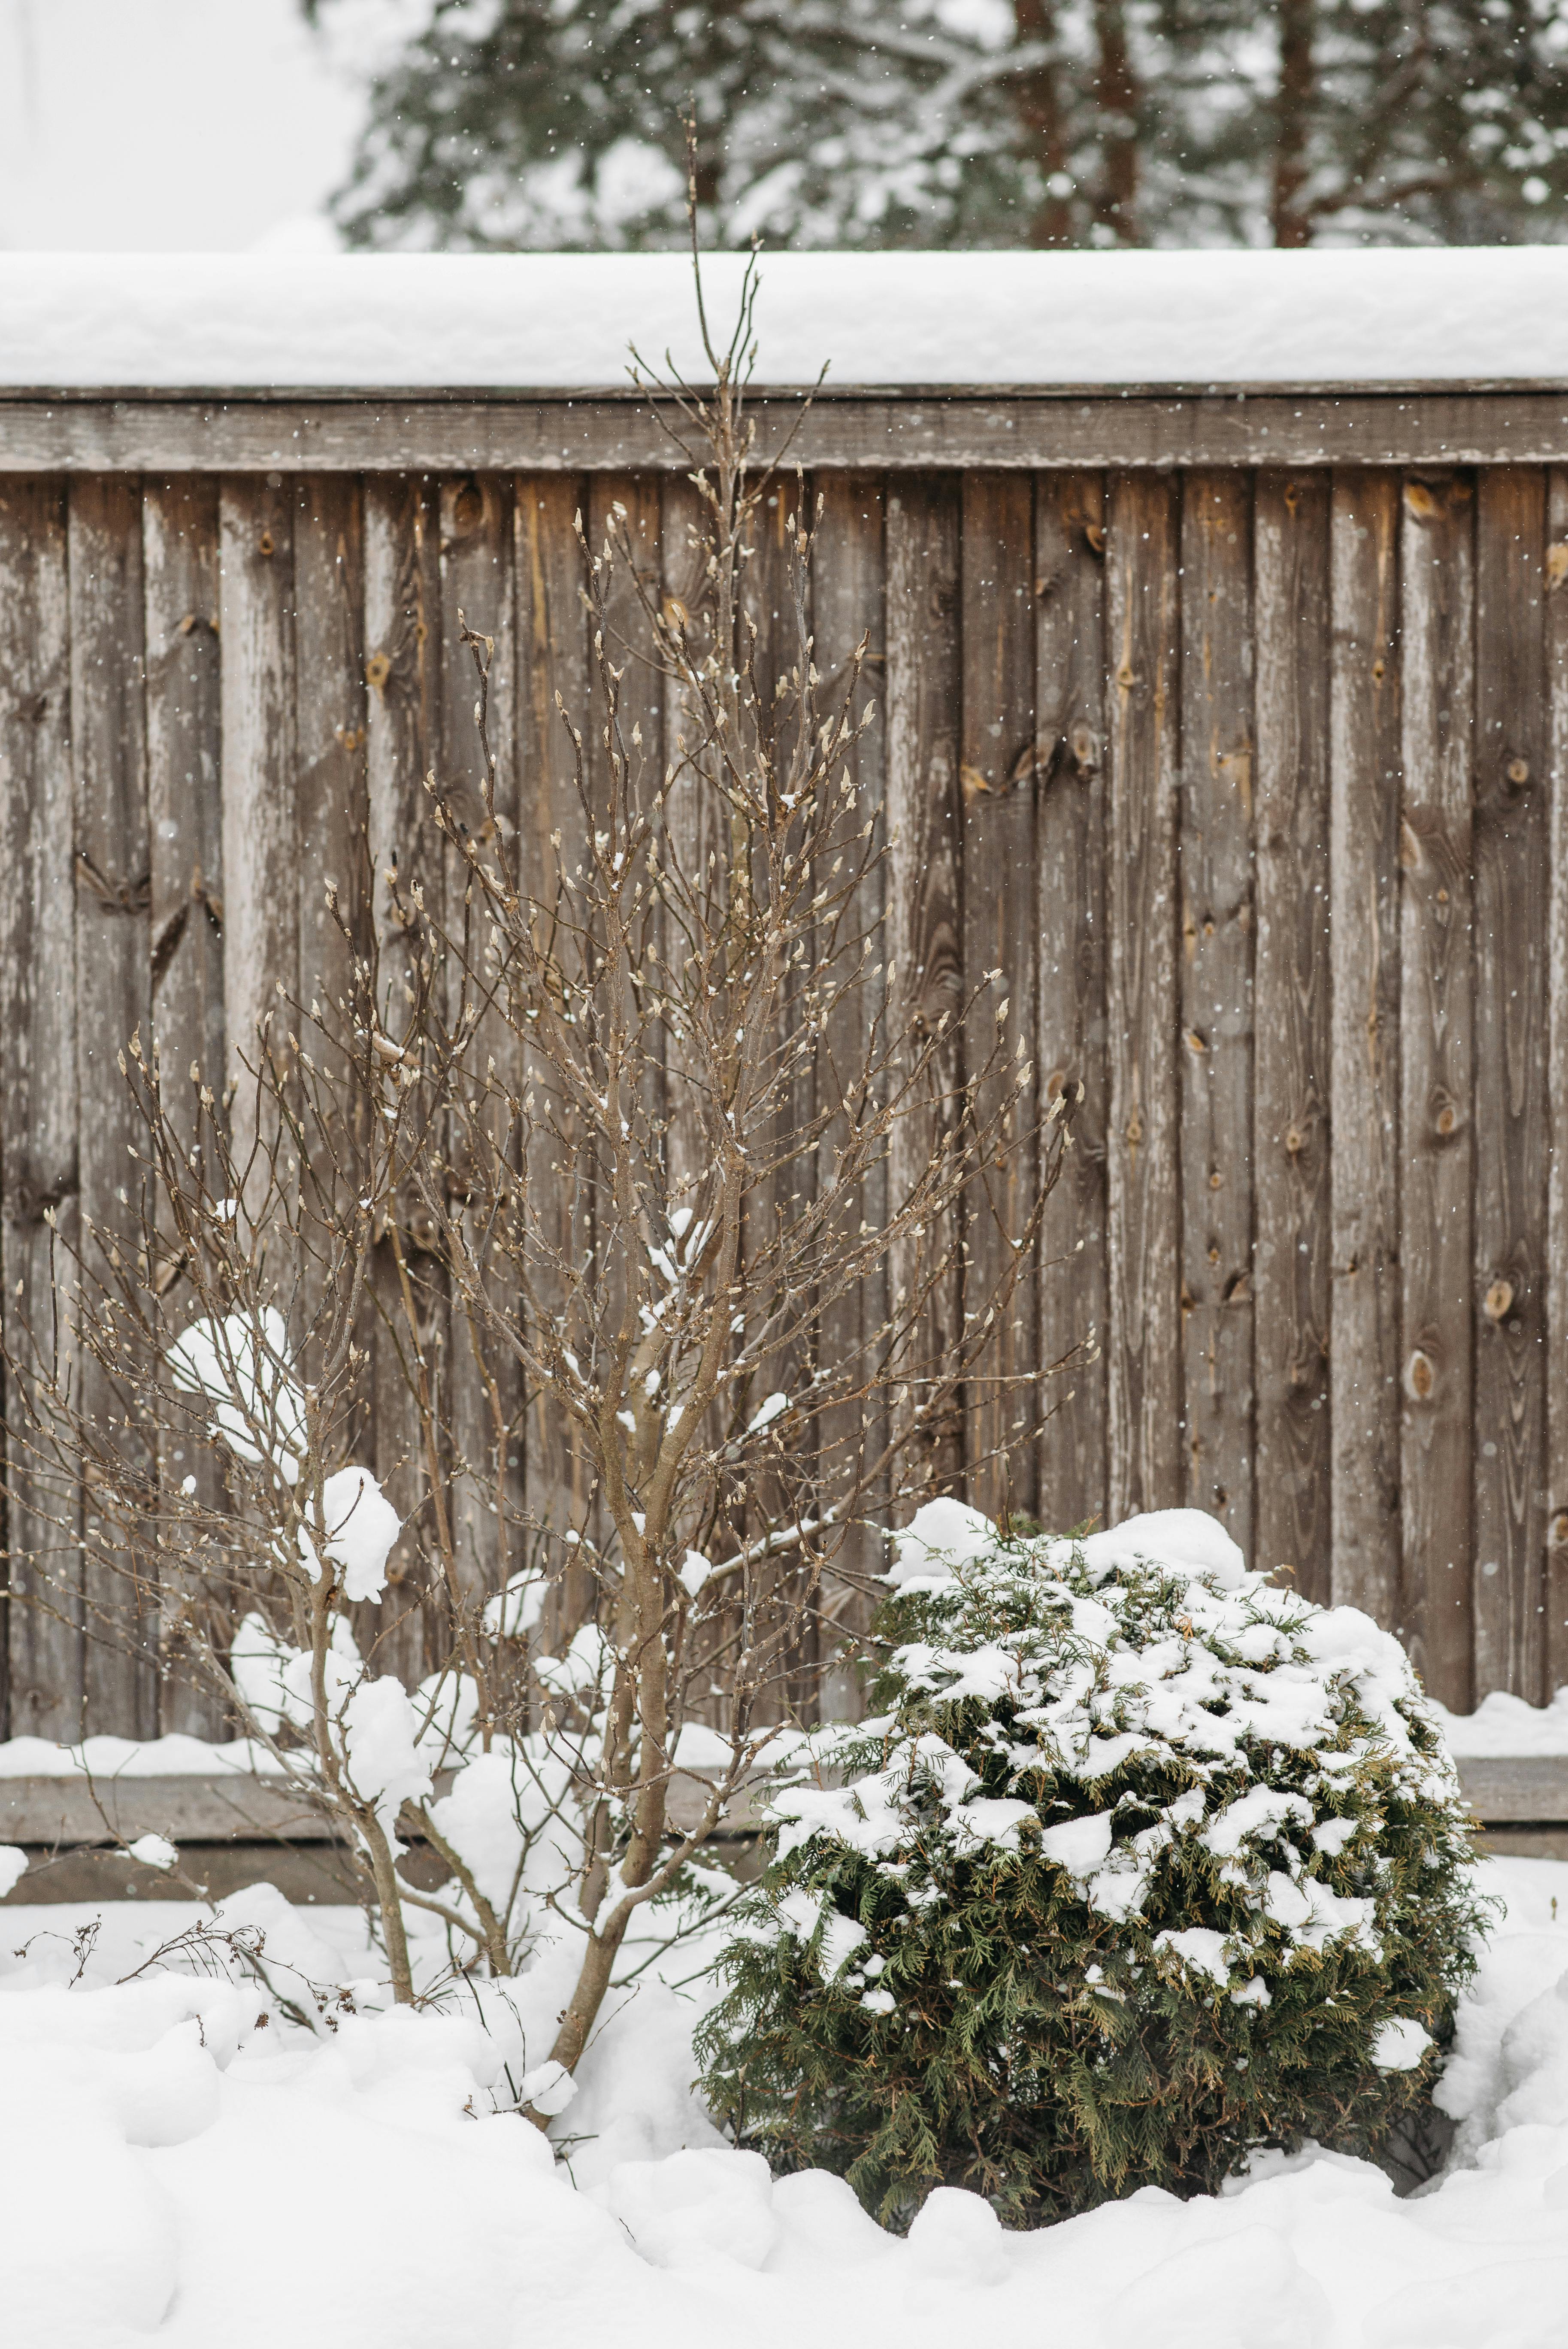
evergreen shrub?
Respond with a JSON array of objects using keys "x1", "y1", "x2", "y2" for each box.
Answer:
[{"x1": 699, "y1": 1503, "x2": 1489, "y2": 2226}]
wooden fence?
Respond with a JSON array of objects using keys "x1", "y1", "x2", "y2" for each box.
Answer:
[{"x1": 3, "y1": 385, "x2": 1568, "y2": 1737}]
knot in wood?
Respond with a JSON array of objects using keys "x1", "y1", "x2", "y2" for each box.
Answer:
[
  {"x1": 1404, "y1": 1349, "x2": 1436, "y2": 1403},
  {"x1": 1507, "y1": 757, "x2": 1530, "y2": 786},
  {"x1": 1483, "y1": 1279, "x2": 1514, "y2": 1323}
]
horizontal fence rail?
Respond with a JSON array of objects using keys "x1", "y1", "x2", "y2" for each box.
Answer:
[
  {"x1": 2, "y1": 438, "x2": 1567, "y2": 1740},
  {"x1": 3, "y1": 388, "x2": 1568, "y2": 474}
]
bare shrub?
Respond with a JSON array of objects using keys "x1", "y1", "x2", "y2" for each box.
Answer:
[{"x1": 3, "y1": 196, "x2": 1083, "y2": 2100}]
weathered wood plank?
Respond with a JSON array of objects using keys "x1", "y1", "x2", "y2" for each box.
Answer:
[
  {"x1": 11, "y1": 389, "x2": 1568, "y2": 475},
  {"x1": 218, "y1": 480, "x2": 298, "y2": 1200},
  {"x1": 1473, "y1": 468, "x2": 1550, "y2": 1700},
  {"x1": 363, "y1": 478, "x2": 444, "y2": 1681},
  {"x1": 142, "y1": 479, "x2": 226, "y2": 1737},
  {"x1": 0, "y1": 480, "x2": 82, "y2": 1738},
  {"x1": 1328, "y1": 471, "x2": 1404, "y2": 1632},
  {"x1": 1546, "y1": 468, "x2": 1568, "y2": 1700},
  {"x1": 292, "y1": 475, "x2": 369, "y2": 1513},
  {"x1": 885, "y1": 478, "x2": 965, "y2": 1499},
  {"x1": 294, "y1": 476, "x2": 366, "y2": 1078},
  {"x1": 660, "y1": 470, "x2": 723, "y2": 1232},
  {"x1": 1399, "y1": 472, "x2": 1477, "y2": 1712},
  {"x1": 1254, "y1": 474, "x2": 1332, "y2": 1603},
  {"x1": 144, "y1": 482, "x2": 224, "y2": 1102},
  {"x1": 70, "y1": 477, "x2": 156, "y2": 1737},
  {"x1": 739, "y1": 473, "x2": 818, "y2": 1723},
  {"x1": 1105, "y1": 474, "x2": 1183, "y2": 1521},
  {"x1": 1454, "y1": 1755, "x2": 1568, "y2": 1822},
  {"x1": 812, "y1": 473, "x2": 887, "y2": 1710},
  {"x1": 438, "y1": 473, "x2": 521, "y2": 1604},
  {"x1": 1177, "y1": 472, "x2": 1254, "y2": 1555},
  {"x1": 960, "y1": 473, "x2": 1038, "y2": 1520},
  {"x1": 514, "y1": 474, "x2": 593, "y2": 1577},
  {"x1": 1034, "y1": 472, "x2": 1108, "y2": 1535}
]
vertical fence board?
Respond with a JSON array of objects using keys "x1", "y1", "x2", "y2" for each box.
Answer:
[
  {"x1": 1106, "y1": 474, "x2": 1183, "y2": 1520},
  {"x1": 219, "y1": 479, "x2": 298, "y2": 1182},
  {"x1": 143, "y1": 479, "x2": 225, "y2": 1736},
  {"x1": 515, "y1": 474, "x2": 593, "y2": 1579},
  {"x1": 438, "y1": 473, "x2": 521, "y2": 1605},
  {"x1": 293, "y1": 474, "x2": 369, "y2": 1595},
  {"x1": 0, "y1": 481, "x2": 82, "y2": 1737},
  {"x1": 813, "y1": 473, "x2": 887, "y2": 1705},
  {"x1": 886, "y1": 479, "x2": 965, "y2": 1499},
  {"x1": 1178, "y1": 471, "x2": 1255, "y2": 1552},
  {"x1": 1328, "y1": 472, "x2": 1404, "y2": 1629},
  {"x1": 1547, "y1": 470, "x2": 1568, "y2": 1696},
  {"x1": 363, "y1": 477, "x2": 443, "y2": 1680},
  {"x1": 1473, "y1": 467, "x2": 1550, "y2": 1700},
  {"x1": 660, "y1": 469, "x2": 723, "y2": 1226},
  {"x1": 70, "y1": 478, "x2": 156, "y2": 1737},
  {"x1": 739, "y1": 477, "x2": 818, "y2": 1722},
  {"x1": 960, "y1": 474, "x2": 1038, "y2": 1518},
  {"x1": 145, "y1": 482, "x2": 224, "y2": 1104},
  {"x1": 1254, "y1": 475, "x2": 1332, "y2": 1602},
  {"x1": 1034, "y1": 474, "x2": 1108, "y2": 1533},
  {"x1": 294, "y1": 476, "x2": 366, "y2": 1068},
  {"x1": 1399, "y1": 473, "x2": 1477, "y2": 1711}
]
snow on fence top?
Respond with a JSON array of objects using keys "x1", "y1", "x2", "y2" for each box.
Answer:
[{"x1": 3, "y1": 246, "x2": 1567, "y2": 391}]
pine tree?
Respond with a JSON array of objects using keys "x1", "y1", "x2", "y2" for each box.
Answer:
[{"x1": 308, "y1": 0, "x2": 1568, "y2": 249}]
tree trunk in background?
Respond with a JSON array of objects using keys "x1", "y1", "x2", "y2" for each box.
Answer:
[
  {"x1": 1092, "y1": 0, "x2": 1141, "y2": 244},
  {"x1": 1013, "y1": 1, "x2": 1072, "y2": 249},
  {"x1": 1273, "y1": 0, "x2": 1316, "y2": 247}
]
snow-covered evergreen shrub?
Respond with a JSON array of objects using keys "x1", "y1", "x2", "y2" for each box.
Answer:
[{"x1": 699, "y1": 1504, "x2": 1489, "y2": 2226}]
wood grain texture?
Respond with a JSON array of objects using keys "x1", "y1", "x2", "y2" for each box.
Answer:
[
  {"x1": 69, "y1": 477, "x2": 156, "y2": 1736},
  {"x1": 885, "y1": 478, "x2": 965, "y2": 1499},
  {"x1": 514, "y1": 473, "x2": 594, "y2": 1575},
  {"x1": 293, "y1": 476, "x2": 369, "y2": 1569},
  {"x1": 1105, "y1": 473, "x2": 1183, "y2": 1521},
  {"x1": 294, "y1": 476, "x2": 366, "y2": 1072},
  {"x1": 960, "y1": 473, "x2": 1038, "y2": 1519},
  {"x1": 1034, "y1": 472, "x2": 1108, "y2": 1534},
  {"x1": 218, "y1": 479, "x2": 298, "y2": 1201},
  {"x1": 1253, "y1": 475, "x2": 1332, "y2": 1603},
  {"x1": 0, "y1": 480, "x2": 82, "y2": 1737},
  {"x1": 659, "y1": 470, "x2": 724, "y2": 1229},
  {"x1": 1472, "y1": 467, "x2": 1549, "y2": 1700},
  {"x1": 11, "y1": 389, "x2": 1568, "y2": 476},
  {"x1": 1546, "y1": 467, "x2": 1568, "y2": 1698},
  {"x1": 736, "y1": 476, "x2": 820, "y2": 1723},
  {"x1": 363, "y1": 476, "x2": 444, "y2": 1680},
  {"x1": 1399, "y1": 472, "x2": 1477, "y2": 1711},
  {"x1": 142, "y1": 479, "x2": 226, "y2": 1737},
  {"x1": 1328, "y1": 472, "x2": 1404, "y2": 1631},
  {"x1": 812, "y1": 473, "x2": 887, "y2": 1709},
  {"x1": 1178, "y1": 472, "x2": 1254, "y2": 1554},
  {"x1": 438, "y1": 473, "x2": 521, "y2": 1604}
]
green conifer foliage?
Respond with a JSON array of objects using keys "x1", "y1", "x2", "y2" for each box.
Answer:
[
  {"x1": 698, "y1": 1503, "x2": 1489, "y2": 2228},
  {"x1": 308, "y1": 1, "x2": 1568, "y2": 251}
]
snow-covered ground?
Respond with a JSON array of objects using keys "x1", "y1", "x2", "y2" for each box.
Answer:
[{"x1": 1, "y1": 1852, "x2": 1565, "y2": 2349}]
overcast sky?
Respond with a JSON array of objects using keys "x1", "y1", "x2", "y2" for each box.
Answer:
[{"x1": 0, "y1": 0, "x2": 390, "y2": 251}]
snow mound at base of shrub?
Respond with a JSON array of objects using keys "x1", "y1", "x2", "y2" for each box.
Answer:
[{"x1": 0, "y1": 1859, "x2": 1562, "y2": 2349}]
